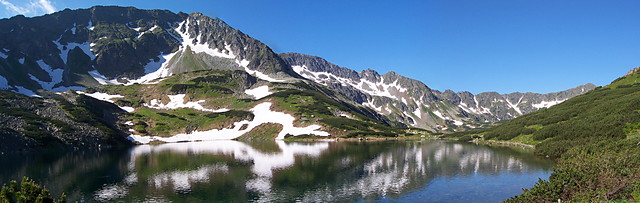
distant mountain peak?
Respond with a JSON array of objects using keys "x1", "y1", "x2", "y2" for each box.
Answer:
[
  {"x1": 281, "y1": 53, "x2": 596, "y2": 131},
  {"x1": 625, "y1": 67, "x2": 640, "y2": 77}
]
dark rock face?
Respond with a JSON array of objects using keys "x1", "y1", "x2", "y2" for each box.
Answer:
[
  {"x1": 0, "y1": 6, "x2": 300, "y2": 93},
  {"x1": 0, "y1": 90, "x2": 132, "y2": 153},
  {"x1": 281, "y1": 52, "x2": 597, "y2": 131}
]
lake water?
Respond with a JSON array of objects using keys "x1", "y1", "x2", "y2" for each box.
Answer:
[{"x1": 0, "y1": 140, "x2": 553, "y2": 202}]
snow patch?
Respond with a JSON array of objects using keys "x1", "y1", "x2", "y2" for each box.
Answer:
[
  {"x1": 452, "y1": 120, "x2": 464, "y2": 126},
  {"x1": 30, "y1": 60, "x2": 84, "y2": 92},
  {"x1": 362, "y1": 99, "x2": 383, "y2": 112},
  {"x1": 0, "y1": 75, "x2": 9, "y2": 89},
  {"x1": 245, "y1": 85, "x2": 272, "y2": 99},
  {"x1": 293, "y1": 65, "x2": 407, "y2": 101},
  {"x1": 78, "y1": 92, "x2": 124, "y2": 102},
  {"x1": 13, "y1": 86, "x2": 39, "y2": 97},
  {"x1": 121, "y1": 107, "x2": 135, "y2": 112},
  {"x1": 505, "y1": 96, "x2": 524, "y2": 115},
  {"x1": 125, "y1": 52, "x2": 179, "y2": 85},
  {"x1": 144, "y1": 94, "x2": 229, "y2": 113},
  {"x1": 53, "y1": 38, "x2": 96, "y2": 64},
  {"x1": 128, "y1": 102, "x2": 329, "y2": 144},
  {"x1": 432, "y1": 110, "x2": 444, "y2": 119},
  {"x1": 0, "y1": 52, "x2": 7, "y2": 59},
  {"x1": 70, "y1": 23, "x2": 76, "y2": 34},
  {"x1": 18, "y1": 58, "x2": 24, "y2": 64},
  {"x1": 87, "y1": 20, "x2": 94, "y2": 30},
  {"x1": 244, "y1": 66, "x2": 284, "y2": 82},
  {"x1": 413, "y1": 107, "x2": 422, "y2": 119},
  {"x1": 178, "y1": 20, "x2": 235, "y2": 59},
  {"x1": 88, "y1": 70, "x2": 123, "y2": 85},
  {"x1": 533, "y1": 99, "x2": 565, "y2": 109},
  {"x1": 78, "y1": 91, "x2": 138, "y2": 112}
]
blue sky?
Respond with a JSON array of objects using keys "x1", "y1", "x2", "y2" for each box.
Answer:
[{"x1": 1, "y1": 0, "x2": 639, "y2": 94}]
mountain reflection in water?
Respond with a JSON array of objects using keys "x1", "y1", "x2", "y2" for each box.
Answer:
[{"x1": 0, "y1": 140, "x2": 553, "y2": 202}]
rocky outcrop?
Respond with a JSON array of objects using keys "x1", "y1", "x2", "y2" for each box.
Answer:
[{"x1": 0, "y1": 90, "x2": 132, "y2": 153}]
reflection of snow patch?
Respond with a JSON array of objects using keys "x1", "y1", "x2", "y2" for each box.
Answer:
[
  {"x1": 151, "y1": 164, "x2": 228, "y2": 192},
  {"x1": 129, "y1": 140, "x2": 329, "y2": 178},
  {"x1": 94, "y1": 184, "x2": 127, "y2": 201}
]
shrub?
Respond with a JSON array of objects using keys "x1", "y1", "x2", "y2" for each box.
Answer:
[{"x1": 0, "y1": 177, "x2": 66, "y2": 203}]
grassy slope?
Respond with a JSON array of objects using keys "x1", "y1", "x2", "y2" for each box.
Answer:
[
  {"x1": 91, "y1": 70, "x2": 416, "y2": 139},
  {"x1": 446, "y1": 72, "x2": 640, "y2": 201}
]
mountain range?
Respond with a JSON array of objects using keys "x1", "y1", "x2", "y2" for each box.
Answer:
[
  {"x1": 0, "y1": 6, "x2": 596, "y2": 150},
  {"x1": 281, "y1": 53, "x2": 595, "y2": 131}
]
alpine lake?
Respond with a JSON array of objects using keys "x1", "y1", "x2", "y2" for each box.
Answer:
[{"x1": 0, "y1": 140, "x2": 553, "y2": 202}]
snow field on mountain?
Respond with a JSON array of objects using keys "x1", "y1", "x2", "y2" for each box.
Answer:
[
  {"x1": 144, "y1": 94, "x2": 229, "y2": 113},
  {"x1": 127, "y1": 102, "x2": 330, "y2": 144},
  {"x1": 245, "y1": 85, "x2": 272, "y2": 99},
  {"x1": 292, "y1": 65, "x2": 407, "y2": 100},
  {"x1": 532, "y1": 99, "x2": 565, "y2": 109},
  {"x1": 77, "y1": 91, "x2": 135, "y2": 112}
]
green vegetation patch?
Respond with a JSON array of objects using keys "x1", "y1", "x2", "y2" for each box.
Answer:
[
  {"x1": 235, "y1": 123, "x2": 283, "y2": 141},
  {"x1": 0, "y1": 177, "x2": 66, "y2": 203},
  {"x1": 130, "y1": 108, "x2": 254, "y2": 136},
  {"x1": 507, "y1": 138, "x2": 640, "y2": 202}
]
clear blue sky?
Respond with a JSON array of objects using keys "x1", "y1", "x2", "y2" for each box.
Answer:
[{"x1": 2, "y1": 0, "x2": 639, "y2": 94}]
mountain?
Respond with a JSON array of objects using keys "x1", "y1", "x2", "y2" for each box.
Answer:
[
  {"x1": 280, "y1": 53, "x2": 596, "y2": 131},
  {"x1": 447, "y1": 67, "x2": 640, "y2": 202},
  {"x1": 0, "y1": 6, "x2": 300, "y2": 96},
  {"x1": 0, "y1": 6, "x2": 412, "y2": 151}
]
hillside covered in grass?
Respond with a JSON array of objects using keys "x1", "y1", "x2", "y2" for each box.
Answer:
[
  {"x1": 81, "y1": 69, "x2": 416, "y2": 144},
  {"x1": 445, "y1": 68, "x2": 640, "y2": 201}
]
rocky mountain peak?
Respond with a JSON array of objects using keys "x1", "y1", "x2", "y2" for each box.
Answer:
[
  {"x1": 624, "y1": 67, "x2": 640, "y2": 77},
  {"x1": 0, "y1": 6, "x2": 302, "y2": 95}
]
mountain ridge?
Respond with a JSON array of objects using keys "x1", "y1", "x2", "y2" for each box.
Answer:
[{"x1": 280, "y1": 52, "x2": 596, "y2": 131}]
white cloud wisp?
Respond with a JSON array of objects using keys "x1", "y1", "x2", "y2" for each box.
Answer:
[{"x1": 0, "y1": 0, "x2": 56, "y2": 17}]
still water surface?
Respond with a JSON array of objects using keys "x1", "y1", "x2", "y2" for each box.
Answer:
[{"x1": 0, "y1": 140, "x2": 553, "y2": 202}]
